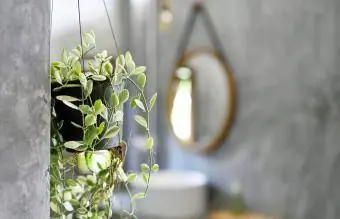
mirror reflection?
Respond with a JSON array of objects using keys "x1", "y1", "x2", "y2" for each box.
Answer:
[{"x1": 170, "y1": 67, "x2": 195, "y2": 145}]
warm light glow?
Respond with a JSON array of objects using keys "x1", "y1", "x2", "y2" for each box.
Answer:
[
  {"x1": 170, "y1": 80, "x2": 192, "y2": 143},
  {"x1": 160, "y1": 9, "x2": 173, "y2": 24}
]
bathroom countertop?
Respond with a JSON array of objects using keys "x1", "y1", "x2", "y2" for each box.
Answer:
[{"x1": 208, "y1": 211, "x2": 272, "y2": 219}]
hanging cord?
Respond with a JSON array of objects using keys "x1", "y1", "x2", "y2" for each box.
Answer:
[
  {"x1": 175, "y1": 3, "x2": 199, "y2": 60},
  {"x1": 199, "y1": 4, "x2": 228, "y2": 62},
  {"x1": 175, "y1": 3, "x2": 227, "y2": 63},
  {"x1": 101, "y1": 0, "x2": 122, "y2": 144},
  {"x1": 102, "y1": 0, "x2": 121, "y2": 55},
  {"x1": 77, "y1": 0, "x2": 85, "y2": 70}
]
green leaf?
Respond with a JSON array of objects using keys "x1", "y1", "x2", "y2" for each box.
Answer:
[
  {"x1": 127, "y1": 173, "x2": 137, "y2": 183},
  {"x1": 64, "y1": 141, "x2": 83, "y2": 149},
  {"x1": 140, "y1": 163, "x2": 149, "y2": 172},
  {"x1": 56, "y1": 95, "x2": 80, "y2": 102},
  {"x1": 137, "y1": 73, "x2": 146, "y2": 89},
  {"x1": 142, "y1": 172, "x2": 148, "y2": 183},
  {"x1": 72, "y1": 45, "x2": 82, "y2": 57},
  {"x1": 63, "y1": 202, "x2": 73, "y2": 211},
  {"x1": 52, "y1": 84, "x2": 81, "y2": 92},
  {"x1": 94, "y1": 99, "x2": 104, "y2": 114},
  {"x1": 79, "y1": 105, "x2": 92, "y2": 114},
  {"x1": 116, "y1": 54, "x2": 125, "y2": 68},
  {"x1": 68, "y1": 55, "x2": 78, "y2": 66},
  {"x1": 125, "y1": 52, "x2": 135, "y2": 73},
  {"x1": 62, "y1": 101, "x2": 79, "y2": 110},
  {"x1": 53, "y1": 69, "x2": 63, "y2": 84},
  {"x1": 64, "y1": 189, "x2": 73, "y2": 201},
  {"x1": 74, "y1": 61, "x2": 81, "y2": 75},
  {"x1": 99, "y1": 105, "x2": 108, "y2": 121},
  {"x1": 149, "y1": 93, "x2": 157, "y2": 110},
  {"x1": 132, "y1": 192, "x2": 145, "y2": 200},
  {"x1": 134, "y1": 99, "x2": 145, "y2": 112},
  {"x1": 127, "y1": 60, "x2": 136, "y2": 74},
  {"x1": 92, "y1": 75, "x2": 106, "y2": 81},
  {"x1": 88, "y1": 61, "x2": 98, "y2": 74},
  {"x1": 100, "y1": 50, "x2": 108, "y2": 59},
  {"x1": 97, "y1": 122, "x2": 105, "y2": 135},
  {"x1": 113, "y1": 71, "x2": 122, "y2": 85},
  {"x1": 84, "y1": 33, "x2": 95, "y2": 46},
  {"x1": 110, "y1": 93, "x2": 119, "y2": 108},
  {"x1": 66, "y1": 179, "x2": 78, "y2": 187},
  {"x1": 119, "y1": 89, "x2": 129, "y2": 105},
  {"x1": 152, "y1": 164, "x2": 159, "y2": 172},
  {"x1": 131, "y1": 66, "x2": 146, "y2": 76},
  {"x1": 77, "y1": 207, "x2": 87, "y2": 215},
  {"x1": 102, "y1": 125, "x2": 120, "y2": 139},
  {"x1": 51, "y1": 61, "x2": 66, "y2": 68},
  {"x1": 85, "y1": 114, "x2": 96, "y2": 127},
  {"x1": 146, "y1": 137, "x2": 154, "y2": 150},
  {"x1": 98, "y1": 211, "x2": 106, "y2": 217},
  {"x1": 50, "y1": 201, "x2": 60, "y2": 214},
  {"x1": 134, "y1": 115, "x2": 148, "y2": 128},
  {"x1": 84, "y1": 126, "x2": 97, "y2": 146},
  {"x1": 85, "y1": 80, "x2": 93, "y2": 98},
  {"x1": 79, "y1": 73, "x2": 87, "y2": 89},
  {"x1": 125, "y1": 51, "x2": 132, "y2": 65},
  {"x1": 69, "y1": 199, "x2": 80, "y2": 207},
  {"x1": 130, "y1": 96, "x2": 139, "y2": 109},
  {"x1": 90, "y1": 30, "x2": 96, "y2": 39},
  {"x1": 104, "y1": 62, "x2": 113, "y2": 74},
  {"x1": 71, "y1": 145, "x2": 88, "y2": 152},
  {"x1": 71, "y1": 121, "x2": 82, "y2": 129}
]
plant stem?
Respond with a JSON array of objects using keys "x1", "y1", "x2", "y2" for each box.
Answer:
[
  {"x1": 126, "y1": 77, "x2": 154, "y2": 195},
  {"x1": 124, "y1": 183, "x2": 135, "y2": 215},
  {"x1": 83, "y1": 45, "x2": 96, "y2": 57}
]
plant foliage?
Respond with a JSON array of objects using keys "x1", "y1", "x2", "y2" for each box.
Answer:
[{"x1": 50, "y1": 32, "x2": 157, "y2": 219}]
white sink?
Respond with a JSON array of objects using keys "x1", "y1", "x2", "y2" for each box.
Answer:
[{"x1": 131, "y1": 170, "x2": 207, "y2": 219}]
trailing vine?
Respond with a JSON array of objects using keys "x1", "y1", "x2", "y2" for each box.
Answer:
[{"x1": 50, "y1": 32, "x2": 158, "y2": 219}]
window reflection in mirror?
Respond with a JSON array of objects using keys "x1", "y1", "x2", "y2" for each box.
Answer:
[{"x1": 170, "y1": 67, "x2": 195, "y2": 145}]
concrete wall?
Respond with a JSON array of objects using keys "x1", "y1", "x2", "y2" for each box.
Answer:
[
  {"x1": 0, "y1": 0, "x2": 50, "y2": 218},
  {"x1": 157, "y1": 0, "x2": 340, "y2": 218}
]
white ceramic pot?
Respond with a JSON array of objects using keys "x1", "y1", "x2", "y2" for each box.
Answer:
[
  {"x1": 76, "y1": 150, "x2": 112, "y2": 174},
  {"x1": 131, "y1": 170, "x2": 207, "y2": 219}
]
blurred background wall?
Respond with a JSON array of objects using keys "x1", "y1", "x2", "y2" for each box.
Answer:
[{"x1": 156, "y1": 0, "x2": 340, "y2": 218}]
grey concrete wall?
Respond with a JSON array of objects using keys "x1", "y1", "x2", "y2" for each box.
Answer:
[
  {"x1": 157, "y1": 0, "x2": 340, "y2": 218},
  {"x1": 0, "y1": 0, "x2": 50, "y2": 218}
]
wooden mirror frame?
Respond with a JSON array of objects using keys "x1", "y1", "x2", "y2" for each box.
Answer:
[{"x1": 166, "y1": 48, "x2": 236, "y2": 153}]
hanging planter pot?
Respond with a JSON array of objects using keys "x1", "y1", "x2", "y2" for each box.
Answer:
[
  {"x1": 51, "y1": 77, "x2": 123, "y2": 142},
  {"x1": 76, "y1": 149, "x2": 113, "y2": 174}
]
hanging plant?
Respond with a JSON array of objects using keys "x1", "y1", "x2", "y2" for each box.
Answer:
[{"x1": 50, "y1": 30, "x2": 158, "y2": 218}]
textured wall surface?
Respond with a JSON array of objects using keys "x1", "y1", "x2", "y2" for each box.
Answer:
[
  {"x1": 0, "y1": 0, "x2": 50, "y2": 218},
  {"x1": 157, "y1": 0, "x2": 340, "y2": 218}
]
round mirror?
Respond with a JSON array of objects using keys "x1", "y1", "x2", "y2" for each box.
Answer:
[{"x1": 167, "y1": 48, "x2": 236, "y2": 153}]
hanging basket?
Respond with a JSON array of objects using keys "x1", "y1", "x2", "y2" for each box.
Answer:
[{"x1": 52, "y1": 79, "x2": 123, "y2": 145}]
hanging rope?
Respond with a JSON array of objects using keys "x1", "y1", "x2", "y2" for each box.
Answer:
[
  {"x1": 77, "y1": 0, "x2": 85, "y2": 70},
  {"x1": 102, "y1": 0, "x2": 121, "y2": 55},
  {"x1": 175, "y1": 3, "x2": 227, "y2": 63}
]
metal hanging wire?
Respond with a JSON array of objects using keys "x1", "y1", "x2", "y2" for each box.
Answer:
[
  {"x1": 76, "y1": 0, "x2": 121, "y2": 69},
  {"x1": 76, "y1": 0, "x2": 85, "y2": 70}
]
